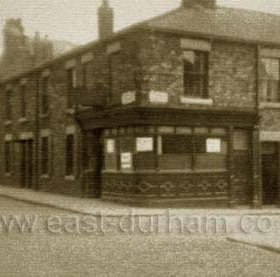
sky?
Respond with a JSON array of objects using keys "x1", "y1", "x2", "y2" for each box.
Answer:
[{"x1": 1, "y1": 0, "x2": 280, "y2": 55}]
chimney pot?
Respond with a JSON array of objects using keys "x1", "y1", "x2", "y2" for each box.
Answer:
[
  {"x1": 181, "y1": 0, "x2": 217, "y2": 9},
  {"x1": 98, "y1": 0, "x2": 114, "y2": 40}
]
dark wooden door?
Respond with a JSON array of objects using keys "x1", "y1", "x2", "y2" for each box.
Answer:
[
  {"x1": 20, "y1": 141, "x2": 27, "y2": 188},
  {"x1": 20, "y1": 140, "x2": 34, "y2": 189},
  {"x1": 262, "y1": 143, "x2": 279, "y2": 205},
  {"x1": 91, "y1": 130, "x2": 102, "y2": 197},
  {"x1": 27, "y1": 140, "x2": 34, "y2": 189}
]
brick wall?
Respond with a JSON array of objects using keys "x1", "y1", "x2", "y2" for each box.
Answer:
[{"x1": 138, "y1": 31, "x2": 257, "y2": 109}]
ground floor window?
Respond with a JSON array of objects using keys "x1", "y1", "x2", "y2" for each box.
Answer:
[
  {"x1": 5, "y1": 141, "x2": 12, "y2": 174},
  {"x1": 103, "y1": 126, "x2": 230, "y2": 172},
  {"x1": 66, "y1": 134, "x2": 74, "y2": 176},
  {"x1": 41, "y1": 136, "x2": 49, "y2": 175}
]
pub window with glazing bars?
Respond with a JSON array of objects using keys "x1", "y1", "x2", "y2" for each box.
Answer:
[
  {"x1": 5, "y1": 141, "x2": 12, "y2": 174},
  {"x1": 41, "y1": 77, "x2": 49, "y2": 115},
  {"x1": 6, "y1": 90, "x2": 12, "y2": 120},
  {"x1": 20, "y1": 85, "x2": 26, "y2": 118},
  {"x1": 261, "y1": 58, "x2": 280, "y2": 102},
  {"x1": 67, "y1": 67, "x2": 77, "y2": 108},
  {"x1": 183, "y1": 50, "x2": 208, "y2": 98}
]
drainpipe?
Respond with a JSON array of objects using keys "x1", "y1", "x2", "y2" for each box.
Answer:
[
  {"x1": 252, "y1": 45, "x2": 262, "y2": 208},
  {"x1": 34, "y1": 72, "x2": 40, "y2": 191}
]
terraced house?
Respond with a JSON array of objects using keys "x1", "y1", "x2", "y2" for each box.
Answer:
[{"x1": 1, "y1": 0, "x2": 280, "y2": 207}]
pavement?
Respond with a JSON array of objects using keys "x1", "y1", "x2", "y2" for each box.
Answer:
[{"x1": 1, "y1": 185, "x2": 280, "y2": 255}]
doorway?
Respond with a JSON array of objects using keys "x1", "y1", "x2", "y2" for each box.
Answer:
[
  {"x1": 262, "y1": 142, "x2": 279, "y2": 205},
  {"x1": 20, "y1": 139, "x2": 34, "y2": 189}
]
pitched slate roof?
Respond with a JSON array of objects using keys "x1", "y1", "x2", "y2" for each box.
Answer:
[{"x1": 140, "y1": 6, "x2": 280, "y2": 46}]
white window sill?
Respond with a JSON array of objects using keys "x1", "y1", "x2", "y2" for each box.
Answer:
[
  {"x1": 259, "y1": 102, "x2": 280, "y2": 109},
  {"x1": 19, "y1": 117, "x2": 27, "y2": 123},
  {"x1": 5, "y1": 120, "x2": 12, "y2": 126},
  {"x1": 65, "y1": 175, "x2": 75, "y2": 181},
  {"x1": 66, "y1": 108, "x2": 75, "y2": 115},
  {"x1": 40, "y1": 174, "x2": 50, "y2": 179},
  {"x1": 180, "y1": 97, "x2": 213, "y2": 106}
]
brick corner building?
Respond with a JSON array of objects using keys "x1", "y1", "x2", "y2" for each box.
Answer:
[{"x1": 0, "y1": 0, "x2": 279, "y2": 207}]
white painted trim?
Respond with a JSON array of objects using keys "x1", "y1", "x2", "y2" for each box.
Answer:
[
  {"x1": 81, "y1": 52, "x2": 93, "y2": 64},
  {"x1": 260, "y1": 48, "x2": 280, "y2": 58},
  {"x1": 66, "y1": 126, "x2": 76, "y2": 134},
  {"x1": 19, "y1": 132, "x2": 34, "y2": 140},
  {"x1": 20, "y1": 78, "x2": 28, "y2": 86},
  {"x1": 19, "y1": 118, "x2": 28, "y2": 123},
  {"x1": 40, "y1": 129, "x2": 50, "y2": 137},
  {"x1": 5, "y1": 134, "x2": 13, "y2": 141},
  {"x1": 5, "y1": 84, "x2": 12, "y2": 91},
  {"x1": 41, "y1": 69, "x2": 51, "y2": 78},
  {"x1": 107, "y1": 41, "x2": 121, "y2": 54},
  {"x1": 5, "y1": 120, "x2": 12, "y2": 126},
  {"x1": 181, "y1": 38, "x2": 211, "y2": 52},
  {"x1": 65, "y1": 175, "x2": 75, "y2": 181},
  {"x1": 259, "y1": 102, "x2": 280, "y2": 109},
  {"x1": 260, "y1": 131, "x2": 280, "y2": 142},
  {"x1": 40, "y1": 174, "x2": 50, "y2": 179},
  {"x1": 65, "y1": 59, "x2": 76, "y2": 69},
  {"x1": 180, "y1": 97, "x2": 213, "y2": 106}
]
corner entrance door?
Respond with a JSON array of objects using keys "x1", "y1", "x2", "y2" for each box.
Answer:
[
  {"x1": 262, "y1": 142, "x2": 279, "y2": 205},
  {"x1": 20, "y1": 139, "x2": 34, "y2": 189}
]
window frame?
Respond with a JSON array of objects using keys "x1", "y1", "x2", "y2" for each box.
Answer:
[
  {"x1": 66, "y1": 134, "x2": 75, "y2": 177},
  {"x1": 260, "y1": 57, "x2": 280, "y2": 103},
  {"x1": 183, "y1": 50, "x2": 209, "y2": 99},
  {"x1": 41, "y1": 136, "x2": 49, "y2": 176},
  {"x1": 67, "y1": 67, "x2": 77, "y2": 108},
  {"x1": 6, "y1": 89, "x2": 12, "y2": 120}
]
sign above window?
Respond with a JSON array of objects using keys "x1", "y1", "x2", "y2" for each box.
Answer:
[
  {"x1": 149, "y1": 91, "x2": 168, "y2": 104},
  {"x1": 106, "y1": 139, "x2": 115, "y2": 153},
  {"x1": 206, "y1": 138, "x2": 221, "y2": 153},
  {"x1": 121, "y1": 152, "x2": 132, "y2": 169},
  {"x1": 122, "y1": 91, "x2": 136, "y2": 105},
  {"x1": 136, "y1": 137, "x2": 154, "y2": 152},
  {"x1": 181, "y1": 38, "x2": 211, "y2": 52}
]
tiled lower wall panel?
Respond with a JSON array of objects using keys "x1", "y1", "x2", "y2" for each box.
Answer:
[{"x1": 102, "y1": 172, "x2": 229, "y2": 200}]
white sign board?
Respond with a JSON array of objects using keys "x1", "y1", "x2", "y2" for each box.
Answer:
[
  {"x1": 206, "y1": 138, "x2": 221, "y2": 153},
  {"x1": 121, "y1": 152, "x2": 132, "y2": 169},
  {"x1": 149, "y1": 91, "x2": 168, "y2": 104},
  {"x1": 122, "y1": 91, "x2": 136, "y2": 105},
  {"x1": 106, "y1": 139, "x2": 115, "y2": 153},
  {"x1": 136, "y1": 137, "x2": 154, "y2": 152}
]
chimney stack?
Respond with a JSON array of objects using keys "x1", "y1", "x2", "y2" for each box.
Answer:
[
  {"x1": 181, "y1": 0, "x2": 217, "y2": 9},
  {"x1": 98, "y1": 0, "x2": 114, "y2": 40}
]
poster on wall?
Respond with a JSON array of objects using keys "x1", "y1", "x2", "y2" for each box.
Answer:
[
  {"x1": 106, "y1": 139, "x2": 115, "y2": 153},
  {"x1": 136, "y1": 137, "x2": 154, "y2": 152},
  {"x1": 206, "y1": 138, "x2": 221, "y2": 153},
  {"x1": 121, "y1": 152, "x2": 132, "y2": 169}
]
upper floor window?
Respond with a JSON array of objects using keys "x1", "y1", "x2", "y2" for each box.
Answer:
[
  {"x1": 67, "y1": 67, "x2": 77, "y2": 108},
  {"x1": 5, "y1": 141, "x2": 12, "y2": 174},
  {"x1": 108, "y1": 52, "x2": 121, "y2": 102},
  {"x1": 261, "y1": 58, "x2": 280, "y2": 102},
  {"x1": 6, "y1": 90, "x2": 12, "y2": 120},
  {"x1": 41, "y1": 77, "x2": 50, "y2": 115},
  {"x1": 20, "y1": 85, "x2": 26, "y2": 118},
  {"x1": 82, "y1": 62, "x2": 91, "y2": 90},
  {"x1": 183, "y1": 50, "x2": 208, "y2": 98},
  {"x1": 66, "y1": 134, "x2": 74, "y2": 176}
]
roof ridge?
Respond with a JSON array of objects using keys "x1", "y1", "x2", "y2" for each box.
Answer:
[{"x1": 219, "y1": 5, "x2": 280, "y2": 18}]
